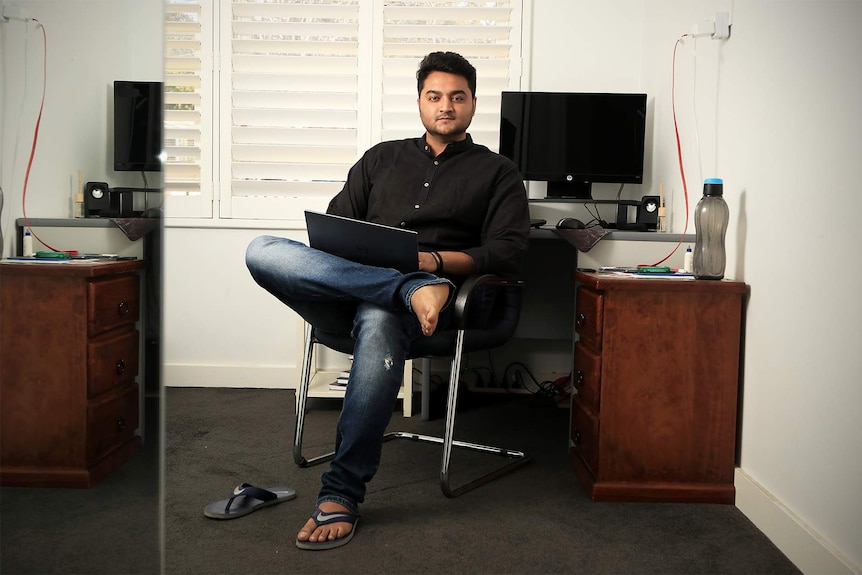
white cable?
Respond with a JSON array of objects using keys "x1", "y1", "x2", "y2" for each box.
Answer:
[
  {"x1": 714, "y1": 37, "x2": 724, "y2": 177},
  {"x1": 691, "y1": 37, "x2": 704, "y2": 184}
]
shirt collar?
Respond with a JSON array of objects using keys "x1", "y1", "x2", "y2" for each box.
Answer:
[{"x1": 419, "y1": 133, "x2": 474, "y2": 158}]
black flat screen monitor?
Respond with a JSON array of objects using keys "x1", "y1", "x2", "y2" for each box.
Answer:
[
  {"x1": 499, "y1": 91, "x2": 646, "y2": 199},
  {"x1": 113, "y1": 80, "x2": 163, "y2": 172}
]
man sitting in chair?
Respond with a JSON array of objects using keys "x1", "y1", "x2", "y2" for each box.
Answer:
[{"x1": 245, "y1": 51, "x2": 530, "y2": 550}]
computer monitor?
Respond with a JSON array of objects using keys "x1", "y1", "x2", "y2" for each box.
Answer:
[
  {"x1": 113, "y1": 81, "x2": 163, "y2": 172},
  {"x1": 499, "y1": 91, "x2": 647, "y2": 199}
]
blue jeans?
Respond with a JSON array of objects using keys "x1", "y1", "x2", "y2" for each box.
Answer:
[{"x1": 245, "y1": 235, "x2": 454, "y2": 515}]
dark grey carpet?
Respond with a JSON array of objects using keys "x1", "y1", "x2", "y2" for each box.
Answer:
[
  {"x1": 0, "y1": 396, "x2": 160, "y2": 574},
  {"x1": 164, "y1": 388, "x2": 800, "y2": 575}
]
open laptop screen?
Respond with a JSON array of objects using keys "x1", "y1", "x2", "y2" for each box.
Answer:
[{"x1": 305, "y1": 211, "x2": 419, "y2": 273}]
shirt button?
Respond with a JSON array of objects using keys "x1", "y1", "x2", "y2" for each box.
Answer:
[
  {"x1": 414, "y1": 204, "x2": 420, "y2": 209},
  {"x1": 434, "y1": 161, "x2": 439, "y2": 166},
  {"x1": 423, "y1": 182, "x2": 430, "y2": 188},
  {"x1": 400, "y1": 222, "x2": 407, "y2": 227}
]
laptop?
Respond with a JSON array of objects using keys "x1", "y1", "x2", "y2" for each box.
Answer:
[{"x1": 304, "y1": 210, "x2": 419, "y2": 273}]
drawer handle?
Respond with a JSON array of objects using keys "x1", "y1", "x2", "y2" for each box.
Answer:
[
  {"x1": 116, "y1": 358, "x2": 126, "y2": 375},
  {"x1": 118, "y1": 301, "x2": 130, "y2": 316},
  {"x1": 116, "y1": 416, "x2": 126, "y2": 432},
  {"x1": 576, "y1": 312, "x2": 587, "y2": 328},
  {"x1": 576, "y1": 370, "x2": 584, "y2": 387}
]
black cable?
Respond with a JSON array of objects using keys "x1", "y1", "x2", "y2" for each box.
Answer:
[
  {"x1": 465, "y1": 366, "x2": 493, "y2": 388},
  {"x1": 411, "y1": 364, "x2": 445, "y2": 390},
  {"x1": 501, "y1": 361, "x2": 571, "y2": 400},
  {"x1": 502, "y1": 361, "x2": 542, "y2": 394},
  {"x1": 484, "y1": 349, "x2": 500, "y2": 387},
  {"x1": 584, "y1": 202, "x2": 603, "y2": 228}
]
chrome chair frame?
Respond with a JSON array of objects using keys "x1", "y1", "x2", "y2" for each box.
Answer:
[{"x1": 292, "y1": 274, "x2": 530, "y2": 498}]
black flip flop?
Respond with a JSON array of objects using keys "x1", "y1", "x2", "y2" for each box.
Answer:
[
  {"x1": 295, "y1": 507, "x2": 360, "y2": 550},
  {"x1": 204, "y1": 483, "x2": 296, "y2": 520}
]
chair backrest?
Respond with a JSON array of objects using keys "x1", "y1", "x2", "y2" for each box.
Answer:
[{"x1": 410, "y1": 283, "x2": 522, "y2": 358}]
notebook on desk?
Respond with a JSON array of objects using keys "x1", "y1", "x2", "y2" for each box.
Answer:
[{"x1": 304, "y1": 211, "x2": 419, "y2": 273}]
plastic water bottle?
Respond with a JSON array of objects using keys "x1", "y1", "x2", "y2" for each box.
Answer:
[
  {"x1": 23, "y1": 230, "x2": 34, "y2": 257},
  {"x1": 683, "y1": 245, "x2": 693, "y2": 273},
  {"x1": 692, "y1": 178, "x2": 729, "y2": 280}
]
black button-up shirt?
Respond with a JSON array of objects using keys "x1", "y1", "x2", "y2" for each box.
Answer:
[{"x1": 327, "y1": 134, "x2": 530, "y2": 278}]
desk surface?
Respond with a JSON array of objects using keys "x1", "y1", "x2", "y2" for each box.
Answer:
[{"x1": 531, "y1": 226, "x2": 694, "y2": 243}]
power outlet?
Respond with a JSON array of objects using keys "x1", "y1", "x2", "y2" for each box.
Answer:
[
  {"x1": 690, "y1": 12, "x2": 731, "y2": 41},
  {"x1": 713, "y1": 12, "x2": 731, "y2": 40},
  {"x1": 1, "y1": 3, "x2": 29, "y2": 22}
]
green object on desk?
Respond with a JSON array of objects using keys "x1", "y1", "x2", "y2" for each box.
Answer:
[
  {"x1": 35, "y1": 251, "x2": 70, "y2": 259},
  {"x1": 637, "y1": 266, "x2": 671, "y2": 274}
]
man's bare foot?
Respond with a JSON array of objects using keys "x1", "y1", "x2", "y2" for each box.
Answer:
[
  {"x1": 297, "y1": 501, "x2": 355, "y2": 544},
  {"x1": 411, "y1": 283, "x2": 451, "y2": 336}
]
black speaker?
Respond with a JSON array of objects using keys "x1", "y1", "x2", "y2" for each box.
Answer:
[
  {"x1": 637, "y1": 195, "x2": 660, "y2": 230},
  {"x1": 84, "y1": 182, "x2": 110, "y2": 217},
  {"x1": 109, "y1": 189, "x2": 134, "y2": 217}
]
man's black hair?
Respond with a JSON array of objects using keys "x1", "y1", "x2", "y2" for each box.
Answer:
[{"x1": 416, "y1": 52, "x2": 477, "y2": 98}]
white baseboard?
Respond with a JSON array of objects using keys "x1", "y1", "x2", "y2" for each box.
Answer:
[
  {"x1": 735, "y1": 468, "x2": 859, "y2": 575},
  {"x1": 162, "y1": 364, "x2": 297, "y2": 389}
]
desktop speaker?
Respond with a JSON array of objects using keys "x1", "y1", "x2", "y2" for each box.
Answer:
[
  {"x1": 109, "y1": 188, "x2": 135, "y2": 217},
  {"x1": 84, "y1": 181, "x2": 110, "y2": 217},
  {"x1": 637, "y1": 195, "x2": 660, "y2": 230}
]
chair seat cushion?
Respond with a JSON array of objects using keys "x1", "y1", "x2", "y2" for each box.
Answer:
[{"x1": 312, "y1": 282, "x2": 521, "y2": 360}]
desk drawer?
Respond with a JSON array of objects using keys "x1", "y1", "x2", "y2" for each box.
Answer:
[
  {"x1": 571, "y1": 399, "x2": 599, "y2": 477},
  {"x1": 88, "y1": 276, "x2": 139, "y2": 336},
  {"x1": 87, "y1": 383, "x2": 138, "y2": 462},
  {"x1": 88, "y1": 330, "x2": 139, "y2": 397},
  {"x1": 573, "y1": 343, "x2": 602, "y2": 413},
  {"x1": 574, "y1": 287, "x2": 603, "y2": 350}
]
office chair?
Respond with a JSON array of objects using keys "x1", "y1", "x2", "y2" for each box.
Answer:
[{"x1": 293, "y1": 274, "x2": 530, "y2": 498}]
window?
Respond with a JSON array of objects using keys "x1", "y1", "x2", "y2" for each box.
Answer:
[
  {"x1": 164, "y1": 0, "x2": 213, "y2": 217},
  {"x1": 164, "y1": 0, "x2": 526, "y2": 221}
]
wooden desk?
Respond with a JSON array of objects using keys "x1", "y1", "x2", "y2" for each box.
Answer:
[
  {"x1": 569, "y1": 271, "x2": 748, "y2": 503},
  {"x1": 0, "y1": 259, "x2": 145, "y2": 487}
]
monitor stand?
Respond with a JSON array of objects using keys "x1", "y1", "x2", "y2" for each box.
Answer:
[{"x1": 546, "y1": 180, "x2": 591, "y2": 200}]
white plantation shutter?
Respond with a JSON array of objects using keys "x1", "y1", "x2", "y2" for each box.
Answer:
[
  {"x1": 381, "y1": 1, "x2": 521, "y2": 150},
  {"x1": 223, "y1": 0, "x2": 361, "y2": 220},
  {"x1": 164, "y1": 0, "x2": 213, "y2": 217},
  {"x1": 163, "y1": 0, "x2": 525, "y2": 221}
]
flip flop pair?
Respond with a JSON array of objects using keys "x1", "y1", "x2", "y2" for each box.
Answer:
[
  {"x1": 203, "y1": 483, "x2": 296, "y2": 520},
  {"x1": 295, "y1": 507, "x2": 360, "y2": 551}
]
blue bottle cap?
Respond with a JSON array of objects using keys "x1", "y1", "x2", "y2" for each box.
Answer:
[{"x1": 703, "y1": 177, "x2": 724, "y2": 196}]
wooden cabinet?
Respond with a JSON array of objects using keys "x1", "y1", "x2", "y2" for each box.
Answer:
[
  {"x1": 570, "y1": 271, "x2": 748, "y2": 503},
  {"x1": 0, "y1": 259, "x2": 145, "y2": 487}
]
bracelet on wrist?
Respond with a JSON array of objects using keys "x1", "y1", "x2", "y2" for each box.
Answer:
[{"x1": 430, "y1": 251, "x2": 444, "y2": 274}]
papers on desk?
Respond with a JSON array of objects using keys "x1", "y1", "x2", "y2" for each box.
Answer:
[{"x1": 598, "y1": 267, "x2": 695, "y2": 279}]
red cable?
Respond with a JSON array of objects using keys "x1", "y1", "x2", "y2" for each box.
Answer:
[
  {"x1": 20, "y1": 19, "x2": 62, "y2": 254},
  {"x1": 648, "y1": 34, "x2": 692, "y2": 267}
]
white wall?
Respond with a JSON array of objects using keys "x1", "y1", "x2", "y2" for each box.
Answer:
[
  {"x1": 529, "y1": 2, "x2": 861, "y2": 573},
  {"x1": 164, "y1": 2, "x2": 861, "y2": 571},
  {"x1": 0, "y1": 0, "x2": 163, "y2": 258},
  {"x1": 3, "y1": 1, "x2": 860, "y2": 573}
]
